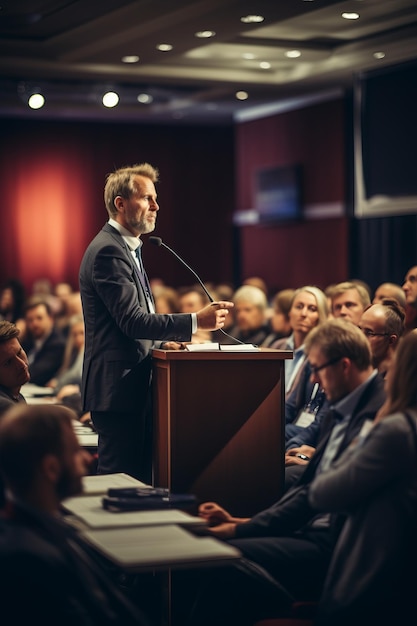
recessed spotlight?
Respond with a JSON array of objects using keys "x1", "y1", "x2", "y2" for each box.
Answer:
[
  {"x1": 137, "y1": 93, "x2": 153, "y2": 104},
  {"x1": 122, "y1": 55, "x2": 139, "y2": 63},
  {"x1": 28, "y1": 93, "x2": 45, "y2": 109},
  {"x1": 102, "y1": 91, "x2": 119, "y2": 108},
  {"x1": 285, "y1": 50, "x2": 301, "y2": 59},
  {"x1": 259, "y1": 62, "x2": 271, "y2": 69},
  {"x1": 157, "y1": 43, "x2": 173, "y2": 52},
  {"x1": 240, "y1": 15, "x2": 264, "y2": 24},
  {"x1": 242, "y1": 53, "x2": 256, "y2": 60},
  {"x1": 236, "y1": 91, "x2": 249, "y2": 101},
  {"x1": 342, "y1": 12, "x2": 360, "y2": 20},
  {"x1": 195, "y1": 30, "x2": 216, "y2": 38},
  {"x1": 373, "y1": 51, "x2": 386, "y2": 59}
]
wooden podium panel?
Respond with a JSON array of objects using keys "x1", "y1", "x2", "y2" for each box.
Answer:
[{"x1": 151, "y1": 348, "x2": 291, "y2": 516}]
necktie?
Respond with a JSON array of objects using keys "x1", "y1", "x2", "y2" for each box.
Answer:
[
  {"x1": 134, "y1": 246, "x2": 154, "y2": 312},
  {"x1": 135, "y1": 245, "x2": 145, "y2": 274}
]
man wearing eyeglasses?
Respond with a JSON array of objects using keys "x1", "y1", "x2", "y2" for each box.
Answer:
[
  {"x1": 185, "y1": 319, "x2": 386, "y2": 626},
  {"x1": 358, "y1": 300, "x2": 405, "y2": 377}
]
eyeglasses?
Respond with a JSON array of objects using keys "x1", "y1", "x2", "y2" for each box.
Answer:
[
  {"x1": 310, "y1": 356, "x2": 341, "y2": 376},
  {"x1": 359, "y1": 328, "x2": 390, "y2": 338}
]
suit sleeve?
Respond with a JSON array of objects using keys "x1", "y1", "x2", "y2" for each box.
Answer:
[
  {"x1": 89, "y1": 240, "x2": 192, "y2": 342},
  {"x1": 235, "y1": 484, "x2": 316, "y2": 538},
  {"x1": 308, "y1": 415, "x2": 414, "y2": 512}
]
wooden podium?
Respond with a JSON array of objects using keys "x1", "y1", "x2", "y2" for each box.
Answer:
[{"x1": 151, "y1": 348, "x2": 292, "y2": 516}]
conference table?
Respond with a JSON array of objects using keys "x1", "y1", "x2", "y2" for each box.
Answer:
[{"x1": 63, "y1": 473, "x2": 242, "y2": 625}]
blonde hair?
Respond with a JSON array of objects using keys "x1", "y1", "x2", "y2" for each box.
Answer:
[
  {"x1": 104, "y1": 163, "x2": 159, "y2": 218},
  {"x1": 290, "y1": 285, "x2": 329, "y2": 325}
]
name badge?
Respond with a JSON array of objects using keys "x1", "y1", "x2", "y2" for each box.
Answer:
[{"x1": 295, "y1": 410, "x2": 316, "y2": 428}]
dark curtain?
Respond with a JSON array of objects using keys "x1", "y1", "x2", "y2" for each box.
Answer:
[{"x1": 349, "y1": 214, "x2": 417, "y2": 292}]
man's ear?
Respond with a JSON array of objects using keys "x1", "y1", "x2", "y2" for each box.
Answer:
[
  {"x1": 114, "y1": 195, "x2": 124, "y2": 212},
  {"x1": 41, "y1": 453, "x2": 61, "y2": 485},
  {"x1": 388, "y1": 334, "x2": 399, "y2": 347},
  {"x1": 340, "y1": 356, "x2": 351, "y2": 374}
]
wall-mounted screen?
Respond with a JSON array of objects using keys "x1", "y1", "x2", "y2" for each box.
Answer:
[{"x1": 255, "y1": 164, "x2": 303, "y2": 224}]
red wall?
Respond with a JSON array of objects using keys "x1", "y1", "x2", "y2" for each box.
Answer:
[
  {"x1": 0, "y1": 97, "x2": 349, "y2": 299},
  {"x1": 0, "y1": 118, "x2": 235, "y2": 295},
  {"x1": 235, "y1": 97, "x2": 349, "y2": 293}
]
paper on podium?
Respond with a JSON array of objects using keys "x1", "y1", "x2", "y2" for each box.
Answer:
[
  {"x1": 81, "y1": 524, "x2": 241, "y2": 571},
  {"x1": 62, "y1": 495, "x2": 206, "y2": 530},
  {"x1": 220, "y1": 344, "x2": 259, "y2": 351},
  {"x1": 185, "y1": 342, "x2": 220, "y2": 351}
]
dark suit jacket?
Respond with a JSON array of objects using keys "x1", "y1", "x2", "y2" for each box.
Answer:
[
  {"x1": 310, "y1": 408, "x2": 417, "y2": 625},
  {"x1": 79, "y1": 223, "x2": 192, "y2": 412},
  {"x1": 23, "y1": 328, "x2": 66, "y2": 386},
  {"x1": 235, "y1": 373, "x2": 386, "y2": 539},
  {"x1": 0, "y1": 501, "x2": 149, "y2": 626}
]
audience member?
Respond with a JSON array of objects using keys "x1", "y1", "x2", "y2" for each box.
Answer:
[
  {"x1": 242, "y1": 276, "x2": 269, "y2": 297},
  {"x1": 178, "y1": 286, "x2": 212, "y2": 343},
  {"x1": 153, "y1": 285, "x2": 180, "y2": 314},
  {"x1": 31, "y1": 277, "x2": 62, "y2": 316},
  {"x1": 358, "y1": 299, "x2": 405, "y2": 377},
  {"x1": 187, "y1": 319, "x2": 385, "y2": 626},
  {"x1": 284, "y1": 299, "x2": 403, "y2": 486},
  {"x1": 271, "y1": 286, "x2": 328, "y2": 398},
  {"x1": 79, "y1": 162, "x2": 233, "y2": 482},
  {"x1": 263, "y1": 288, "x2": 295, "y2": 346},
  {"x1": 0, "y1": 320, "x2": 29, "y2": 416},
  {"x1": 0, "y1": 403, "x2": 151, "y2": 626},
  {"x1": 309, "y1": 329, "x2": 417, "y2": 626},
  {"x1": 46, "y1": 313, "x2": 85, "y2": 394},
  {"x1": 225, "y1": 284, "x2": 270, "y2": 346},
  {"x1": 329, "y1": 280, "x2": 370, "y2": 325},
  {"x1": 0, "y1": 278, "x2": 27, "y2": 340},
  {"x1": 403, "y1": 264, "x2": 417, "y2": 332},
  {"x1": 55, "y1": 289, "x2": 83, "y2": 337},
  {"x1": 373, "y1": 281, "x2": 406, "y2": 308},
  {"x1": 22, "y1": 298, "x2": 66, "y2": 387}
]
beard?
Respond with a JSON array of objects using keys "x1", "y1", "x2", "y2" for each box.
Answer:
[
  {"x1": 126, "y1": 213, "x2": 156, "y2": 234},
  {"x1": 56, "y1": 464, "x2": 83, "y2": 501}
]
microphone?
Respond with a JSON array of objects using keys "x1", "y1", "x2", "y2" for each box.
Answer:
[{"x1": 148, "y1": 236, "x2": 244, "y2": 344}]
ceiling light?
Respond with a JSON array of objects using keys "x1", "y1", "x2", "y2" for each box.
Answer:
[
  {"x1": 102, "y1": 91, "x2": 119, "y2": 108},
  {"x1": 157, "y1": 44, "x2": 173, "y2": 52},
  {"x1": 342, "y1": 12, "x2": 360, "y2": 20},
  {"x1": 240, "y1": 15, "x2": 264, "y2": 24},
  {"x1": 285, "y1": 50, "x2": 301, "y2": 59},
  {"x1": 259, "y1": 62, "x2": 271, "y2": 69},
  {"x1": 137, "y1": 93, "x2": 153, "y2": 104},
  {"x1": 373, "y1": 51, "x2": 386, "y2": 59},
  {"x1": 242, "y1": 53, "x2": 256, "y2": 60},
  {"x1": 195, "y1": 30, "x2": 216, "y2": 38},
  {"x1": 28, "y1": 93, "x2": 45, "y2": 109},
  {"x1": 122, "y1": 55, "x2": 139, "y2": 63},
  {"x1": 236, "y1": 91, "x2": 249, "y2": 101}
]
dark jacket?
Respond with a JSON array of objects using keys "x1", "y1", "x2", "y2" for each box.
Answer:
[
  {"x1": 310, "y1": 408, "x2": 417, "y2": 626},
  {"x1": 235, "y1": 373, "x2": 386, "y2": 539},
  {"x1": 79, "y1": 223, "x2": 192, "y2": 412},
  {"x1": 0, "y1": 501, "x2": 150, "y2": 626},
  {"x1": 23, "y1": 328, "x2": 66, "y2": 386}
]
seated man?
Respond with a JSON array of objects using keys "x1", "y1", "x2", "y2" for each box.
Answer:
[
  {"x1": 0, "y1": 320, "x2": 29, "y2": 415},
  {"x1": 186, "y1": 319, "x2": 386, "y2": 626},
  {"x1": 0, "y1": 403, "x2": 151, "y2": 626},
  {"x1": 224, "y1": 284, "x2": 270, "y2": 346},
  {"x1": 283, "y1": 299, "x2": 404, "y2": 490},
  {"x1": 22, "y1": 297, "x2": 66, "y2": 386}
]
